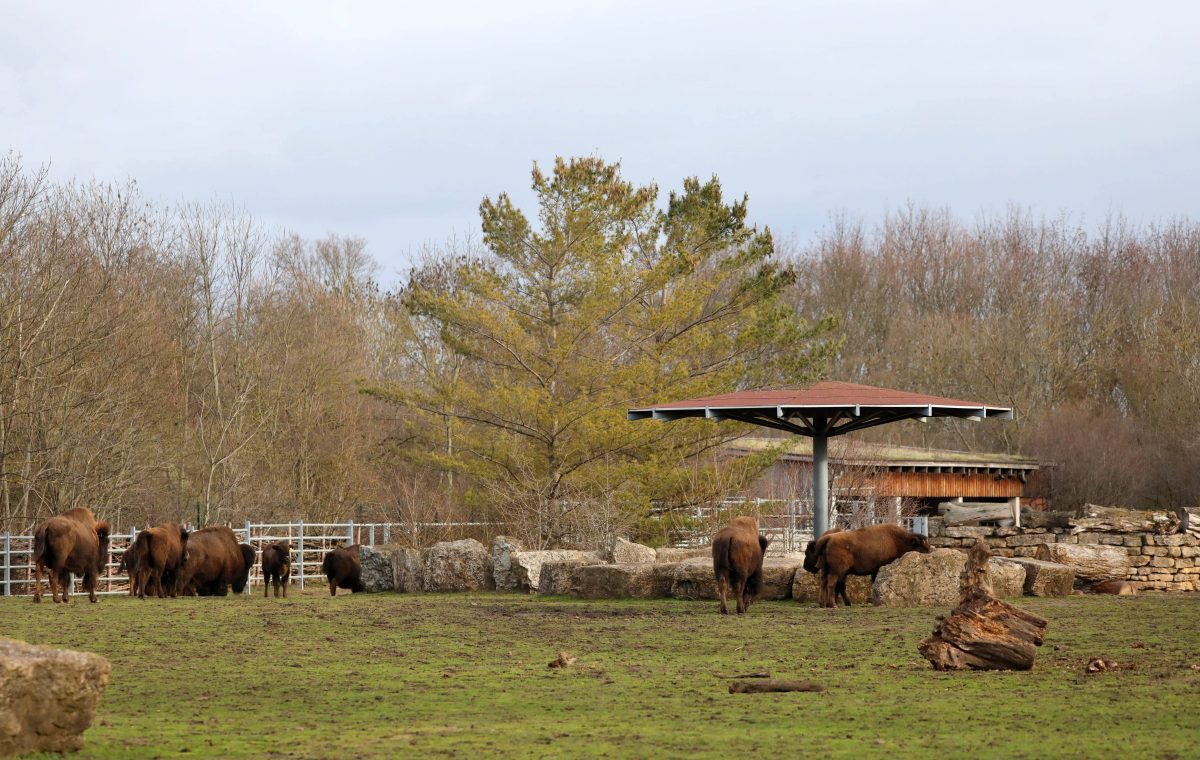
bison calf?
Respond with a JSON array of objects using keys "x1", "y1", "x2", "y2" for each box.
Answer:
[
  {"x1": 261, "y1": 542, "x2": 292, "y2": 598},
  {"x1": 322, "y1": 545, "x2": 364, "y2": 596},
  {"x1": 712, "y1": 516, "x2": 770, "y2": 614},
  {"x1": 813, "y1": 523, "x2": 930, "y2": 608}
]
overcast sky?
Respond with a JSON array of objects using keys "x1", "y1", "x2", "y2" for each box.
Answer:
[{"x1": 3, "y1": 1, "x2": 1197, "y2": 285}]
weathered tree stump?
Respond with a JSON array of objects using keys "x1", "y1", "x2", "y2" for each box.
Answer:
[{"x1": 918, "y1": 539, "x2": 1048, "y2": 671}]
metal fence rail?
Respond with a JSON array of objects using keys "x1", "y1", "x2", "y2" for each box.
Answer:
[{"x1": 0, "y1": 520, "x2": 498, "y2": 597}]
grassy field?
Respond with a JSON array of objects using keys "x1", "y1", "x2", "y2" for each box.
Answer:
[{"x1": 2, "y1": 589, "x2": 1197, "y2": 759}]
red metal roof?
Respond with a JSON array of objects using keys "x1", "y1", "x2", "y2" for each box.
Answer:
[
  {"x1": 632, "y1": 381, "x2": 1006, "y2": 412},
  {"x1": 627, "y1": 381, "x2": 1013, "y2": 436}
]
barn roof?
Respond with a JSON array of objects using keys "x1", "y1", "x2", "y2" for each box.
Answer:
[{"x1": 627, "y1": 381, "x2": 1012, "y2": 437}]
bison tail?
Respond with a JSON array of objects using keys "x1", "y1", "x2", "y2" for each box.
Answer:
[
  {"x1": 32, "y1": 525, "x2": 51, "y2": 567},
  {"x1": 96, "y1": 521, "x2": 111, "y2": 542}
]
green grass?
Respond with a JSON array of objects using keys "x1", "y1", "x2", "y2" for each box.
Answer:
[{"x1": 2, "y1": 590, "x2": 1197, "y2": 759}]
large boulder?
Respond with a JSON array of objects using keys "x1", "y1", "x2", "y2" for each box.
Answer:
[
  {"x1": 605, "y1": 538, "x2": 656, "y2": 564},
  {"x1": 571, "y1": 563, "x2": 677, "y2": 599},
  {"x1": 994, "y1": 557, "x2": 1075, "y2": 597},
  {"x1": 1035, "y1": 543, "x2": 1131, "y2": 582},
  {"x1": 655, "y1": 547, "x2": 710, "y2": 563},
  {"x1": 423, "y1": 539, "x2": 496, "y2": 592},
  {"x1": 791, "y1": 570, "x2": 873, "y2": 605},
  {"x1": 537, "y1": 559, "x2": 592, "y2": 595},
  {"x1": 872, "y1": 549, "x2": 1027, "y2": 607},
  {"x1": 357, "y1": 545, "x2": 396, "y2": 592},
  {"x1": 0, "y1": 638, "x2": 111, "y2": 756},
  {"x1": 512, "y1": 550, "x2": 603, "y2": 593},
  {"x1": 491, "y1": 536, "x2": 525, "y2": 592},
  {"x1": 392, "y1": 547, "x2": 425, "y2": 593},
  {"x1": 669, "y1": 557, "x2": 800, "y2": 601}
]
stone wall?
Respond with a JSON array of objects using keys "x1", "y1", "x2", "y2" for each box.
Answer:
[{"x1": 925, "y1": 517, "x2": 1199, "y2": 592}]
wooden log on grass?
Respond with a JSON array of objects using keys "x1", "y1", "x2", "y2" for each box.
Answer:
[
  {"x1": 919, "y1": 539, "x2": 1048, "y2": 671},
  {"x1": 728, "y1": 679, "x2": 824, "y2": 694}
]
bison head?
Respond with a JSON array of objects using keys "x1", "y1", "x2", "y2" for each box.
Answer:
[
  {"x1": 909, "y1": 533, "x2": 932, "y2": 553},
  {"x1": 95, "y1": 521, "x2": 112, "y2": 573}
]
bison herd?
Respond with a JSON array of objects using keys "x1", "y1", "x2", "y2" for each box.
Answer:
[
  {"x1": 29, "y1": 508, "x2": 927, "y2": 611},
  {"x1": 714, "y1": 516, "x2": 931, "y2": 613},
  {"x1": 29, "y1": 508, "x2": 361, "y2": 603}
]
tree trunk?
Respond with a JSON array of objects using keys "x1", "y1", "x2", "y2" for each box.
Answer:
[
  {"x1": 1034, "y1": 542, "x2": 1131, "y2": 582},
  {"x1": 919, "y1": 539, "x2": 1048, "y2": 671}
]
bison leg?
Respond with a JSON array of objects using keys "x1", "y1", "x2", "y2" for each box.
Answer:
[
  {"x1": 58, "y1": 570, "x2": 72, "y2": 603},
  {"x1": 328, "y1": 579, "x2": 337, "y2": 597},
  {"x1": 264, "y1": 574, "x2": 270, "y2": 598},
  {"x1": 744, "y1": 569, "x2": 763, "y2": 612},
  {"x1": 715, "y1": 573, "x2": 730, "y2": 614},
  {"x1": 820, "y1": 569, "x2": 841, "y2": 608},
  {"x1": 837, "y1": 577, "x2": 851, "y2": 607},
  {"x1": 32, "y1": 560, "x2": 44, "y2": 603},
  {"x1": 84, "y1": 570, "x2": 98, "y2": 603},
  {"x1": 281, "y1": 572, "x2": 289, "y2": 598}
]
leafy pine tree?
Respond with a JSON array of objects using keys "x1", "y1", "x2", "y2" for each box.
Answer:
[{"x1": 363, "y1": 157, "x2": 836, "y2": 547}]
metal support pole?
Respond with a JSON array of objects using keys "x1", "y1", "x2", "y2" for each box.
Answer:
[
  {"x1": 3, "y1": 532, "x2": 10, "y2": 597},
  {"x1": 297, "y1": 520, "x2": 305, "y2": 590},
  {"x1": 813, "y1": 434, "x2": 830, "y2": 537},
  {"x1": 369, "y1": 524, "x2": 375, "y2": 547},
  {"x1": 383, "y1": 523, "x2": 390, "y2": 544},
  {"x1": 347, "y1": 520, "x2": 354, "y2": 546}
]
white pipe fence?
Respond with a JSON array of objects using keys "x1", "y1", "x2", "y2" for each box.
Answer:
[{"x1": 0, "y1": 520, "x2": 498, "y2": 598}]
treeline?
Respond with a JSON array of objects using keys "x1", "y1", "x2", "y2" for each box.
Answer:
[
  {"x1": 789, "y1": 206, "x2": 1200, "y2": 510},
  {"x1": 0, "y1": 155, "x2": 396, "y2": 532},
  {"x1": 2, "y1": 154, "x2": 1196, "y2": 538}
]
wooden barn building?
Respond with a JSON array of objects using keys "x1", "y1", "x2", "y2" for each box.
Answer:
[{"x1": 725, "y1": 437, "x2": 1044, "y2": 522}]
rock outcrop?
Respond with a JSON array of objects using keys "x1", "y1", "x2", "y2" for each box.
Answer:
[
  {"x1": 491, "y1": 536, "x2": 524, "y2": 592},
  {"x1": 873, "y1": 549, "x2": 1027, "y2": 607},
  {"x1": 994, "y1": 557, "x2": 1075, "y2": 597},
  {"x1": 571, "y1": 563, "x2": 676, "y2": 599},
  {"x1": 791, "y1": 570, "x2": 873, "y2": 605},
  {"x1": 423, "y1": 539, "x2": 496, "y2": 592},
  {"x1": 668, "y1": 557, "x2": 801, "y2": 601},
  {"x1": 512, "y1": 550, "x2": 602, "y2": 593},
  {"x1": 357, "y1": 545, "x2": 396, "y2": 592},
  {"x1": 537, "y1": 559, "x2": 592, "y2": 595},
  {"x1": 0, "y1": 638, "x2": 111, "y2": 756},
  {"x1": 605, "y1": 538, "x2": 656, "y2": 564}
]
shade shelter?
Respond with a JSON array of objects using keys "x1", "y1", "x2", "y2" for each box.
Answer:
[{"x1": 627, "y1": 381, "x2": 1014, "y2": 537}]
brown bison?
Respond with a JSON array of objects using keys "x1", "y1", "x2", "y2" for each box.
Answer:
[
  {"x1": 177, "y1": 527, "x2": 250, "y2": 597},
  {"x1": 117, "y1": 544, "x2": 143, "y2": 597},
  {"x1": 711, "y1": 516, "x2": 770, "y2": 614},
  {"x1": 322, "y1": 545, "x2": 364, "y2": 596},
  {"x1": 803, "y1": 527, "x2": 854, "y2": 606},
  {"x1": 31, "y1": 507, "x2": 112, "y2": 604},
  {"x1": 236, "y1": 544, "x2": 255, "y2": 593},
  {"x1": 811, "y1": 523, "x2": 931, "y2": 608},
  {"x1": 261, "y1": 542, "x2": 292, "y2": 598},
  {"x1": 130, "y1": 523, "x2": 189, "y2": 599}
]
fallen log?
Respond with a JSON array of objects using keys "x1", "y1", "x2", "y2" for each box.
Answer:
[
  {"x1": 919, "y1": 539, "x2": 1048, "y2": 671},
  {"x1": 1035, "y1": 542, "x2": 1130, "y2": 582},
  {"x1": 728, "y1": 679, "x2": 824, "y2": 694},
  {"x1": 938, "y1": 502, "x2": 1014, "y2": 526},
  {"x1": 1072, "y1": 505, "x2": 1178, "y2": 535}
]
